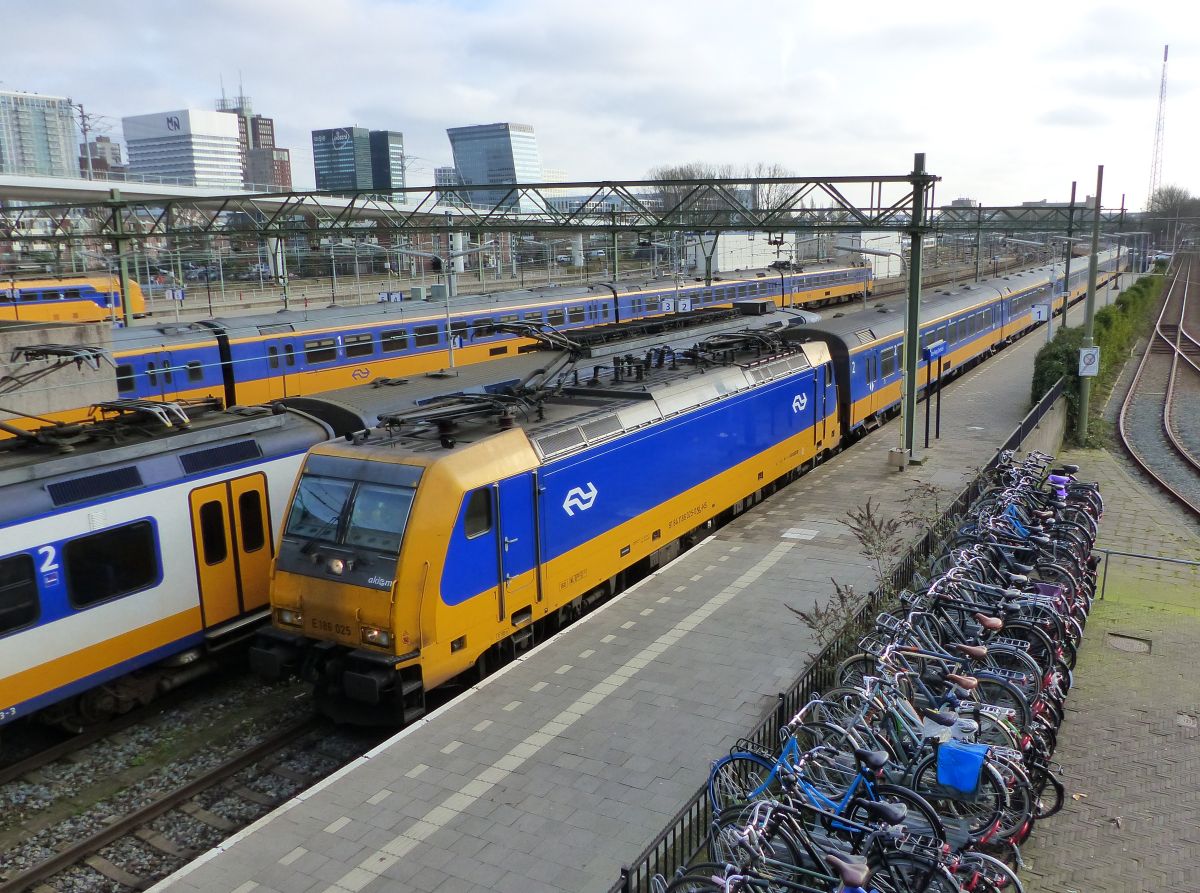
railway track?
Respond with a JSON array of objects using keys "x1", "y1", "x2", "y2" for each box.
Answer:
[
  {"x1": 0, "y1": 716, "x2": 374, "y2": 893},
  {"x1": 1118, "y1": 253, "x2": 1200, "y2": 517}
]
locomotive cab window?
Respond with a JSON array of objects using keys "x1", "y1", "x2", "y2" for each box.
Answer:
[
  {"x1": 0, "y1": 553, "x2": 39, "y2": 634},
  {"x1": 346, "y1": 484, "x2": 416, "y2": 555},
  {"x1": 464, "y1": 488, "x2": 493, "y2": 538},
  {"x1": 65, "y1": 521, "x2": 159, "y2": 609}
]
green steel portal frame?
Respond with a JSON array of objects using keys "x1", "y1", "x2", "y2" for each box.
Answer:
[{"x1": 0, "y1": 154, "x2": 1135, "y2": 461}]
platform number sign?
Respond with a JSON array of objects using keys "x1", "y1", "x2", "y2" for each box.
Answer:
[{"x1": 1078, "y1": 347, "x2": 1100, "y2": 377}]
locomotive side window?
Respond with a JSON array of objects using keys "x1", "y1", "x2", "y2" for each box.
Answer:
[
  {"x1": 464, "y1": 488, "x2": 493, "y2": 538},
  {"x1": 0, "y1": 553, "x2": 39, "y2": 634},
  {"x1": 238, "y1": 491, "x2": 266, "y2": 553},
  {"x1": 381, "y1": 329, "x2": 409, "y2": 352},
  {"x1": 65, "y1": 521, "x2": 159, "y2": 608},
  {"x1": 198, "y1": 502, "x2": 228, "y2": 565}
]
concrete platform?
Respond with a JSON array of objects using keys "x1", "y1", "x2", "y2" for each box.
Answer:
[
  {"x1": 1020, "y1": 447, "x2": 1200, "y2": 893},
  {"x1": 153, "y1": 328, "x2": 1057, "y2": 893}
]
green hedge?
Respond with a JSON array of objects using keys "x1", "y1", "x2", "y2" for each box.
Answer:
[{"x1": 1031, "y1": 268, "x2": 1165, "y2": 441}]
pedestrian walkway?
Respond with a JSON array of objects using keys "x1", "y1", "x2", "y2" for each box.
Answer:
[
  {"x1": 1020, "y1": 447, "x2": 1200, "y2": 893},
  {"x1": 152, "y1": 330, "x2": 1058, "y2": 893}
]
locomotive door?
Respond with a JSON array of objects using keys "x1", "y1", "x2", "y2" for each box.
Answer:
[
  {"x1": 188, "y1": 473, "x2": 274, "y2": 628},
  {"x1": 495, "y1": 472, "x2": 540, "y2": 619},
  {"x1": 815, "y1": 366, "x2": 828, "y2": 447}
]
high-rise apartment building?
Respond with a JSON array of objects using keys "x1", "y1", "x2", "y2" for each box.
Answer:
[
  {"x1": 216, "y1": 90, "x2": 291, "y2": 190},
  {"x1": 122, "y1": 109, "x2": 244, "y2": 189},
  {"x1": 435, "y1": 165, "x2": 464, "y2": 206},
  {"x1": 369, "y1": 130, "x2": 406, "y2": 193},
  {"x1": 79, "y1": 135, "x2": 127, "y2": 178},
  {"x1": 0, "y1": 90, "x2": 77, "y2": 177},
  {"x1": 312, "y1": 127, "x2": 405, "y2": 195},
  {"x1": 446, "y1": 122, "x2": 543, "y2": 211}
]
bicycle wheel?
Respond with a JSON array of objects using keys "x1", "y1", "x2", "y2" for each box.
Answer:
[
  {"x1": 974, "y1": 676, "x2": 1032, "y2": 732},
  {"x1": 665, "y1": 873, "x2": 726, "y2": 892},
  {"x1": 870, "y1": 852, "x2": 961, "y2": 893},
  {"x1": 954, "y1": 851, "x2": 1026, "y2": 893},
  {"x1": 909, "y1": 753, "x2": 1008, "y2": 841},
  {"x1": 708, "y1": 806, "x2": 809, "y2": 889},
  {"x1": 835, "y1": 652, "x2": 878, "y2": 687},
  {"x1": 709, "y1": 752, "x2": 778, "y2": 812}
]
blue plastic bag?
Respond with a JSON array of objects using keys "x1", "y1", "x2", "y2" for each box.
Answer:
[{"x1": 936, "y1": 741, "x2": 989, "y2": 794}]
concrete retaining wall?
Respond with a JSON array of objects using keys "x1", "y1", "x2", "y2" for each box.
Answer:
[
  {"x1": 1018, "y1": 394, "x2": 1067, "y2": 457},
  {"x1": 0, "y1": 322, "x2": 115, "y2": 422}
]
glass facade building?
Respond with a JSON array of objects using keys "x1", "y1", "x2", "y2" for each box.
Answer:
[
  {"x1": 0, "y1": 91, "x2": 77, "y2": 178},
  {"x1": 446, "y1": 123, "x2": 543, "y2": 211},
  {"x1": 369, "y1": 130, "x2": 406, "y2": 193},
  {"x1": 312, "y1": 127, "x2": 373, "y2": 193}
]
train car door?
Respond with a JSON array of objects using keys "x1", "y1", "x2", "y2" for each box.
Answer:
[
  {"x1": 262, "y1": 341, "x2": 286, "y2": 402},
  {"x1": 495, "y1": 472, "x2": 540, "y2": 619},
  {"x1": 188, "y1": 472, "x2": 274, "y2": 628},
  {"x1": 815, "y1": 366, "x2": 828, "y2": 447}
]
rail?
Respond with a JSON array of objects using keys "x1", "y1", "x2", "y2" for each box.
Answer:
[{"x1": 609, "y1": 377, "x2": 1067, "y2": 893}]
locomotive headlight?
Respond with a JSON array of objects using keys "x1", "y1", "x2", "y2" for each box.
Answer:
[
  {"x1": 327, "y1": 558, "x2": 345, "y2": 575},
  {"x1": 361, "y1": 626, "x2": 392, "y2": 647},
  {"x1": 277, "y1": 608, "x2": 303, "y2": 627}
]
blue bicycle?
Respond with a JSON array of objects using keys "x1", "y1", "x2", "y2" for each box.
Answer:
[{"x1": 708, "y1": 730, "x2": 946, "y2": 848}]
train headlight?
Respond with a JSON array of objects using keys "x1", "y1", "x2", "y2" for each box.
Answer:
[
  {"x1": 361, "y1": 626, "x2": 392, "y2": 648},
  {"x1": 327, "y1": 558, "x2": 345, "y2": 575},
  {"x1": 277, "y1": 608, "x2": 303, "y2": 627}
]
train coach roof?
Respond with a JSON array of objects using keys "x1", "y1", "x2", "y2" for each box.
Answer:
[{"x1": 0, "y1": 405, "x2": 330, "y2": 525}]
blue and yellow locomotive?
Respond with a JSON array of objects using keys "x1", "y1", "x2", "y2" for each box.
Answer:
[{"x1": 251, "y1": 250, "x2": 1123, "y2": 724}]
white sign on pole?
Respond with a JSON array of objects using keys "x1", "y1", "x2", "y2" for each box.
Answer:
[
  {"x1": 1032, "y1": 303, "x2": 1049, "y2": 322},
  {"x1": 1078, "y1": 347, "x2": 1101, "y2": 377}
]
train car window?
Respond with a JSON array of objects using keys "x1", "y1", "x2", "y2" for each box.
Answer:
[
  {"x1": 345, "y1": 333, "x2": 375, "y2": 358},
  {"x1": 65, "y1": 521, "x2": 159, "y2": 608},
  {"x1": 881, "y1": 347, "x2": 898, "y2": 378},
  {"x1": 737, "y1": 285, "x2": 748, "y2": 297},
  {"x1": 472, "y1": 317, "x2": 495, "y2": 338},
  {"x1": 304, "y1": 338, "x2": 337, "y2": 364},
  {"x1": 414, "y1": 325, "x2": 439, "y2": 347},
  {"x1": 600, "y1": 305, "x2": 610, "y2": 318},
  {"x1": 498, "y1": 314, "x2": 519, "y2": 324},
  {"x1": 547, "y1": 309, "x2": 565, "y2": 327},
  {"x1": 198, "y1": 502, "x2": 228, "y2": 565},
  {"x1": 464, "y1": 488, "x2": 493, "y2": 538},
  {"x1": 267, "y1": 346, "x2": 280, "y2": 369},
  {"x1": 522, "y1": 311, "x2": 543, "y2": 323},
  {"x1": 284, "y1": 344, "x2": 296, "y2": 366},
  {"x1": 162, "y1": 361, "x2": 173, "y2": 384},
  {"x1": 186, "y1": 361, "x2": 203, "y2": 382},
  {"x1": 644, "y1": 297, "x2": 659, "y2": 313},
  {"x1": 449, "y1": 320, "x2": 468, "y2": 344},
  {"x1": 568, "y1": 306, "x2": 586, "y2": 324},
  {"x1": 115, "y1": 364, "x2": 135, "y2": 394},
  {"x1": 238, "y1": 491, "x2": 266, "y2": 553},
  {"x1": 0, "y1": 289, "x2": 11, "y2": 303},
  {"x1": 629, "y1": 298, "x2": 643, "y2": 316},
  {"x1": 147, "y1": 362, "x2": 157, "y2": 385},
  {"x1": 19, "y1": 290, "x2": 40, "y2": 302},
  {"x1": 381, "y1": 329, "x2": 409, "y2": 352},
  {"x1": 0, "y1": 552, "x2": 39, "y2": 634}
]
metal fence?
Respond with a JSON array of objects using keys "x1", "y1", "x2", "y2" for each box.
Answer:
[{"x1": 609, "y1": 380, "x2": 1067, "y2": 892}]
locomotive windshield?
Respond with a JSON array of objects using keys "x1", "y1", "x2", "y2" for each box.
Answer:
[{"x1": 285, "y1": 474, "x2": 415, "y2": 556}]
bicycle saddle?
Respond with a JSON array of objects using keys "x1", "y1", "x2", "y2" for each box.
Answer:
[
  {"x1": 853, "y1": 748, "x2": 889, "y2": 772},
  {"x1": 852, "y1": 797, "x2": 908, "y2": 826},
  {"x1": 922, "y1": 707, "x2": 958, "y2": 727},
  {"x1": 974, "y1": 613, "x2": 1004, "y2": 632},
  {"x1": 1006, "y1": 574, "x2": 1029, "y2": 586},
  {"x1": 1051, "y1": 464, "x2": 1079, "y2": 475},
  {"x1": 953, "y1": 643, "x2": 988, "y2": 660},
  {"x1": 946, "y1": 672, "x2": 979, "y2": 691},
  {"x1": 824, "y1": 853, "x2": 871, "y2": 888},
  {"x1": 1010, "y1": 562, "x2": 1034, "y2": 574}
]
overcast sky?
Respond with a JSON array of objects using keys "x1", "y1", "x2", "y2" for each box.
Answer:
[{"x1": 4, "y1": 0, "x2": 1196, "y2": 209}]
